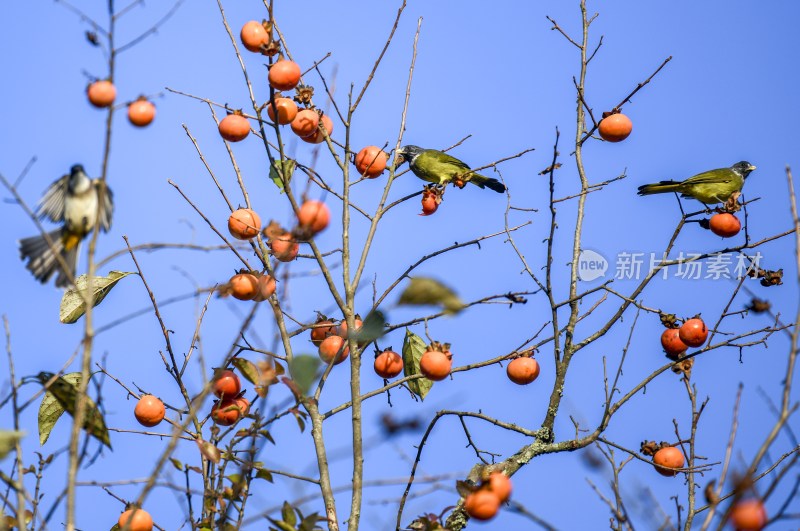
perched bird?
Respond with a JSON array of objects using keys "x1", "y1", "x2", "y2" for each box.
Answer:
[
  {"x1": 395, "y1": 145, "x2": 506, "y2": 193},
  {"x1": 19, "y1": 164, "x2": 113, "y2": 287},
  {"x1": 637, "y1": 161, "x2": 756, "y2": 204}
]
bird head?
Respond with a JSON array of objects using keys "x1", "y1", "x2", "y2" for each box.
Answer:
[
  {"x1": 732, "y1": 161, "x2": 756, "y2": 179},
  {"x1": 35, "y1": 372, "x2": 56, "y2": 386},
  {"x1": 67, "y1": 164, "x2": 90, "y2": 193},
  {"x1": 395, "y1": 145, "x2": 424, "y2": 166}
]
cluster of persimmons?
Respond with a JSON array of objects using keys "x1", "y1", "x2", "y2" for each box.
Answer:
[
  {"x1": 109, "y1": 15, "x2": 764, "y2": 529},
  {"x1": 601, "y1": 114, "x2": 757, "y2": 525},
  {"x1": 87, "y1": 79, "x2": 156, "y2": 127}
]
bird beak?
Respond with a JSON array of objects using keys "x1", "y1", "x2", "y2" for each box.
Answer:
[{"x1": 748, "y1": 164, "x2": 756, "y2": 172}]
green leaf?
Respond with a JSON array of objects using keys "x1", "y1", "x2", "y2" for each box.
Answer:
[
  {"x1": 60, "y1": 271, "x2": 134, "y2": 324},
  {"x1": 398, "y1": 277, "x2": 465, "y2": 315},
  {"x1": 0, "y1": 430, "x2": 24, "y2": 460},
  {"x1": 299, "y1": 513, "x2": 323, "y2": 531},
  {"x1": 255, "y1": 468, "x2": 274, "y2": 482},
  {"x1": 36, "y1": 372, "x2": 111, "y2": 448},
  {"x1": 169, "y1": 457, "x2": 184, "y2": 471},
  {"x1": 288, "y1": 355, "x2": 320, "y2": 396},
  {"x1": 281, "y1": 501, "x2": 297, "y2": 527},
  {"x1": 269, "y1": 159, "x2": 296, "y2": 193},
  {"x1": 270, "y1": 521, "x2": 296, "y2": 531},
  {"x1": 351, "y1": 309, "x2": 387, "y2": 344},
  {"x1": 261, "y1": 429, "x2": 276, "y2": 444},
  {"x1": 401, "y1": 330, "x2": 432, "y2": 400},
  {"x1": 232, "y1": 358, "x2": 260, "y2": 386}
]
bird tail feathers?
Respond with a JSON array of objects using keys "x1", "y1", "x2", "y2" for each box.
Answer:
[
  {"x1": 471, "y1": 173, "x2": 506, "y2": 193},
  {"x1": 19, "y1": 229, "x2": 79, "y2": 287},
  {"x1": 637, "y1": 181, "x2": 682, "y2": 196}
]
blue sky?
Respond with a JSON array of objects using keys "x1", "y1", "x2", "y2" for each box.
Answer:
[{"x1": 1, "y1": 1, "x2": 799, "y2": 529}]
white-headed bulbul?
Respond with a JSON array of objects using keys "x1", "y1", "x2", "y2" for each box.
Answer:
[{"x1": 19, "y1": 164, "x2": 113, "y2": 287}]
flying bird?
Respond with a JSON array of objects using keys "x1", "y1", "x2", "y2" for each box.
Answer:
[
  {"x1": 637, "y1": 161, "x2": 756, "y2": 204},
  {"x1": 395, "y1": 145, "x2": 506, "y2": 193},
  {"x1": 19, "y1": 164, "x2": 114, "y2": 287}
]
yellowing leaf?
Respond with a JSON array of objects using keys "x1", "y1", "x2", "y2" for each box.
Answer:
[
  {"x1": 196, "y1": 439, "x2": 221, "y2": 464},
  {"x1": 0, "y1": 431, "x2": 25, "y2": 460},
  {"x1": 281, "y1": 501, "x2": 297, "y2": 527},
  {"x1": 60, "y1": 271, "x2": 133, "y2": 324},
  {"x1": 36, "y1": 372, "x2": 111, "y2": 448},
  {"x1": 232, "y1": 358, "x2": 260, "y2": 386},
  {"x1": 402, "y1": 330, "x2": 432, "y2": 400},
  {"x1": 398, "y1": 277, "x2": 464, "y2": 314},
  {"x1": 255, "y1": 468, "x2": 274, "y2": 482},
  {"x1": 37, "y1": 372, "x2": 80, "y2": 445}
]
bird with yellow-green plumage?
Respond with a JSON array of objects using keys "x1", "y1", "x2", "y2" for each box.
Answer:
[
  {"x1": 637, "y1": 161, "x2": 756, "y2": 204},
  {"x1": 395, "y1": 145, "x2": 506, "y2": 193}
]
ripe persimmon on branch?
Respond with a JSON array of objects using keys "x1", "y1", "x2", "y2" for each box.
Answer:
[{"x1": 1, "y1": 1, "x2": 799, "y2": 530}]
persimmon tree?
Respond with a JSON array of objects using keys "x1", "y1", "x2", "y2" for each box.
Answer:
[{"x1": 1, "y1": 1, "x2": 799, "y2": 530}]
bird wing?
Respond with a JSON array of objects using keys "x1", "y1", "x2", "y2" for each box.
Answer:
[
  {"x1": 680, "y1": 168, "x2": 736, "y2": 185},
  {"x1": 36, "y1": 174, "x2": 69, "y2": 222},
  {"x1": 94, "y1": 180, "x2": 114, "y2": 232},
  {"x1": 428, "y1": 151, "x2": 472, "y2": 172}
]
